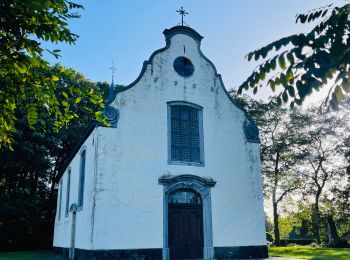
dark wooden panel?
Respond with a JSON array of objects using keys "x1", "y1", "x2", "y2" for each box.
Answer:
[{"x1": 169, "y1": 204, "x2": 203, "y2": 259}]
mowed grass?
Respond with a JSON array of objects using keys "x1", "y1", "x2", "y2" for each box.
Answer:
[
  {"x1": 269, "y1": 246, "x2": 350, "y2": 259},
  {"x1": 0, "y1": 251, "x2": 62, "y2": 260},
  {"x1": 1, "y1": 247, "x2": 350, "y2": 259}
]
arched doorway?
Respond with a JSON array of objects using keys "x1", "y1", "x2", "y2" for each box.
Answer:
[
  {"x1": 168, "y1": 189, "x2": 203, "y2": 259},
  {"x1": 159, "y1": 174, "x2": 216, "y2": 260}
]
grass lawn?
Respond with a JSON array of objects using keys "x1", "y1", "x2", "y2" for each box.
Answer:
[
  {"x1": 0, "y1": 251, "x2": 62, "y2": 260},
  {"x1": 269, "y1": 246, "x2": 350, "y2": 259}
]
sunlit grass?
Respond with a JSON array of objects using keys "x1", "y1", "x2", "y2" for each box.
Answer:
[
  {"x1": 269, "y1": 246, "x2": 350, "y2": 259},
  {"x1": 2, "y1": 247, "x2": 349, "y2": 259}
]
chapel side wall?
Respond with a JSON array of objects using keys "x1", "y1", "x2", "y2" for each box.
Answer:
[
  {"x1": 53, "y1": 129, "x2": 97, "y2": 250},
  {"x1": 91, "y1": 32, "x2": 266, "y2": 250},
  {"x1": 91, "y1": 126, "x2": 164, "y2": 250}
]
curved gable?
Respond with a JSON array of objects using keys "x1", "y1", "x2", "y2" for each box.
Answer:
[{"x1": 112, "y1": 26, "x2": 259, "y2": 143}]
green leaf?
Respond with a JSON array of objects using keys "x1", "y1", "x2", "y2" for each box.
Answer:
[
  {"x1": 280, "y1": 73, "x2": 288, "y2": 86},
  {"x1": 286, "y1": 70, "x2": 294, "y2": 83},
  {"x1": 274, "y1": 77, "x2": 281, "y2": 86},
  {"x1": 287, "y1": 86, "x2": 295, "y2": 97},
  {"x1": 75, "y1": 97, "x2": 81, "y2": 103},
  {"x1": 296, "y1": 14, "x2": 307, "y2": 24},
  {"x1": 14, "y1": 63, "x2": 27, "y2": 74},
  {"x1": 264, "y1": 61, "x2": 271, "y2": 73},
  {"x1": 341, "y1": 77, "x2": 350, "y2": 93},
  {"x1": 282, "y1": 91, "x2": 289, "y2": 103},
  {"x1": 270, "y1": 58, "x2": 277, "y2": 70},
  {"x1": 62, "y1": 91, "x2": 68, "y2": 99},
  {"x1": 278, "y1": 55, "x2": 286, "y2": 70},
  {"x1": 277, "y1": 96, "x2": 282, "y2": 106},
  {"x1": 334, "y1": 85, "x2": 344, "y2": 103},
  {"x1": 286, "y1": 53, "x2": 294, "y2": 64},
  {"x1": 307, "y1": 13, "x2": 314, "y2": 23},
  {"x1": 295, "y1": 98, "x2": 302, "y2": 106},
  {"x1": 290, "y1": 101, "x2": 295, "y2": 109},
  {"x1": 247, "y1": 52, "x2": 254, "y2": 61},
  {"x1": 254, "y1": 52, "x2": 260, "y2": 61},
  {"x1": 261, "y1": 47, "x2": 268, "y2": 59},
  {"x1": 52, "y1": 75, "x2": 59, "y2": 81},
  {"x1": 95, "y1": 111, "x2": 103, "y2": 117},
  {"x1": 259, "y1": 69, "x2": 266, "y2": 81}
]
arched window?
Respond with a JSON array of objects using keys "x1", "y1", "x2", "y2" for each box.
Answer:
[
  {"x1": 78, "y1": 149, "x2": 86, "y2": 209},
  {"x1": 65, "y1": 168, "x2": 71, "y2": 217},
  {"x1": 168, "y1": 102, "x2": 204, "y2": 166},
  {"x1": 169, "y1": 189, "x2": 201, "y2": 205},
  {"x1": 58, "y1": 179, "x2": 63, "y2": 221}
]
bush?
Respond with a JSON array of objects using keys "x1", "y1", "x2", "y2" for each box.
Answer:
[
  {"x1": 266, "y1": 232, "x2": 275, "y2": 243},
  {"x1": 328, "y1": 239, "x2": 349, "y2": 248},
  {"x1": 279, "y1": 239, "x2": 315, "y2": 246},
  {"x1": 309, "y1": 242, "x2": 322, "y2": 248}
]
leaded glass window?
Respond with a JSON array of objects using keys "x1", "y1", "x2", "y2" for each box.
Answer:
[
  {"x1": 58, "y1": 180, "x2": 62, "y2": 220},
  {"x1": 168, "y1": 103, "x2": 203, "y2": 165},
  {"x1": 78, "y1": 149, "x2": 86, "y2": 209},
  {"x1": 65, "y1": 168, "x2": 71, "y2": 217},
  {"x1": 169, "y1": 189, "x2": 201, "y2": 205}
]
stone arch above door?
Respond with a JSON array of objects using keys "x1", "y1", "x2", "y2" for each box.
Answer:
[{"x1": 159, "y1": 175, "x2": 216, "y2": 260}]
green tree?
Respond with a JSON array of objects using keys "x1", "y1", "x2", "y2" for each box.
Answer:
[
  {"x1": 278, "y1": 202, "x2": 314, "y2": 241},
  {"x1": 262, "y1": 107, "x2": 307, "y2": 245},
  {"x1": 231, "y1": 91, "x2": 305, "y2": 245},
  {"x1": 238, "y1": 3, "x2": 350, "y2": 108},
  {"x1": 321, "y1": 96, "x2": 350, "y2": 246},
  {"x1": 294, "y1": 106, "x2": 348, "y2": 244},
  {"x1": 0, "y1": 0, "x2": 105, "y2": 148},
  {"x1": 0, "y1": 65, "x2": 109, "y2": 251}
]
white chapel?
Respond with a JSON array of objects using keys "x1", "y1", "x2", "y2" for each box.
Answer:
[{"x1": 53, "y1": 25, "x2": 267, "y2": 259}]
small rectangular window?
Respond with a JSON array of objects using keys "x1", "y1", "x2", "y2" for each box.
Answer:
[
  {"x1": 58, "y1": 180, "x2": 63, "y2": 221},
  {"x1": 65, "y1": 169, "x2": 71, "y2": 217},
  {"x1": 168, "y1": 103, "x2": 204, "y2": 165},
  {"x1": 78, "y1": 150, "x2": 86, "y2": 209}
]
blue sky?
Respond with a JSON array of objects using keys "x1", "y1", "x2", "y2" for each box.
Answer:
[{"x1": 43, "y1": 0, "x2": 342, "y2": 100}]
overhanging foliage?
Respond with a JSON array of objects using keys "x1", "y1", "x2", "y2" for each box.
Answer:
[{"x1": 238, "y1": 3, "x2": 350, "y2": 109}]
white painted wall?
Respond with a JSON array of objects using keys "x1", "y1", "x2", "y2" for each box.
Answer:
[
  {"x1": 53, "y1": 28, "x2": 266, "y2": 251},
  {"x1": 53, "y1": 129, "x2": 98, "y2": 250},
  {"x1": 89, "y1": 31, "x2": 266, "y2": 250}
]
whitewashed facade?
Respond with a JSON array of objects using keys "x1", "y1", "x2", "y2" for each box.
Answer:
[{"x1": 53, "y1": 26, "x2": 267, "y2": 259}]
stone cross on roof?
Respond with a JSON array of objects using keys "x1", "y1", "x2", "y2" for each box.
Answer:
[
  {"x1": 108, "y1": 61, "x2": 117, "y2": 84},
  {"x1": 176, "y1": 6, "x2": 188, "y2": 26}
]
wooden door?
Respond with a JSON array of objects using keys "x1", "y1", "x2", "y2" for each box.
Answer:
[{"x1": 168, "y1": 190, "x2": 203, "y2": 260}]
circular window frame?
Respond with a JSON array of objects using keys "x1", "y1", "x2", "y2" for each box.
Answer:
[{"x1": 173, "y1": 56, "x2": 195, "y2": 78}]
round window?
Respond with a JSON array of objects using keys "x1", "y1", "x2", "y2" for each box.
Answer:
[{"x1": 173, "y1": 57, "x2": 194, "y2": 77}]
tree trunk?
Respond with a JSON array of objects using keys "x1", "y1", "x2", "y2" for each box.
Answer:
[
  {"x1": 312, "y1": 191, "x2": 321, "y2": 244},
  {"x1": 273, "y1": 202, "x2": 281, "y2": 245},
  {"x1": 272, "y1": 151, "x2": 281, "y2": 245},
  {"x1": 327, "y1": 215, "x2": 340, "y2": 246}
]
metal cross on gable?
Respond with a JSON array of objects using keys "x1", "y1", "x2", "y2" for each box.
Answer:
[
  {"x1": 108, "y1": 61, "x2": 117, "y2": 83},
  {"x1": 177, "y1": 6, "x2": 188, "y2": 26}
]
